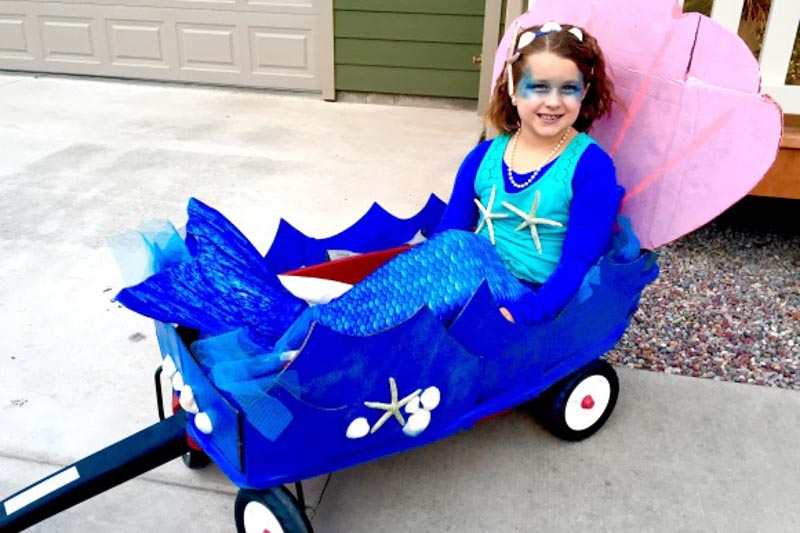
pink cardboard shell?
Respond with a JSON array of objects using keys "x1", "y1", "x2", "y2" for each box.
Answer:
[{"x1": 491, "y1": 0, "x2": 783, "y2": 249}]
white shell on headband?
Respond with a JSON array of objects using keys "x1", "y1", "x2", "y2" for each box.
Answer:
[
  {"x1": 517, "y1": 31, "x2": 535, "y2": 49},
  {"x1": 540, "y1": 21, "x2": 562, "y2": 33},
  {"x1": 568, "y1": 27, "x2": 584, "y2": 41}
]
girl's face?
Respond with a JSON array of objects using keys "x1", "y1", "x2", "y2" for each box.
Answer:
[{"x1": 514, "y1": 51, "x2": 588, "y2": 140}]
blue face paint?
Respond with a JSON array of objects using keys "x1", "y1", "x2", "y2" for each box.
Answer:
[{"x1": 517, "y1": 68, "x2": 584, "y2": 102}]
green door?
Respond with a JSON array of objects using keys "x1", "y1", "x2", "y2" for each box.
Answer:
[{"x1": 334, "y1": 0, "x2": 485, "y2": 99}]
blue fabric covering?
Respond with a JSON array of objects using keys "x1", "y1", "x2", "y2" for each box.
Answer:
[
  {"x1": 115, "y1": 199, "x2": 645, "y2": 444},
  {"x1": 264, "y1": 194, "x2": 447, "y2": 272},
  {"x1": 435, "y1": 139, "x2": 621, "y2": 324},
  {"x1": 115, "y1": 201, "x2": 534, "y2": 440},
  {"x1": 214, "y1": 218, "x2": 644, "y2": 444},
  {"x1": 176, "y1": 226, "x2": 536, "y2": 425},
  {"x1": 573, "y1": 215, "x2": 641, "y2": 305}
]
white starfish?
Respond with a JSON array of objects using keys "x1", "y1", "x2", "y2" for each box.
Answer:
[
  {"x1": 364, "y1": 377, "x2": 422, "y2": 434},
  {"x1": 474, "y1": 185, "x2": 509, "y2": 245},
  {"x1": 501, "y1": 190, "x2": 563, "y2": 254}
]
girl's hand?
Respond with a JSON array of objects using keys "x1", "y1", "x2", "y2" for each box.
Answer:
[{"x1": 499, "y1": 306, "x2": 515, "y2": 323}]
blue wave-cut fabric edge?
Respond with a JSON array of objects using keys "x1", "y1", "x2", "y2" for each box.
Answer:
[
  {"x1": 264, "y1": 194, "x2": 447, "y2": 272},
  {"x1": 199, "y1": 247, "x2": 659, "y2": 477}
]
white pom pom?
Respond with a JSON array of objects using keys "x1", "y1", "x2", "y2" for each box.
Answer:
[
  {"x1": 171, "y1": 372, "x2": 184, "y2": 392},
  {"x1": 162, "y1": 356, "x2": 177, "y2": 379},
  {"x1": 346, "y1": 417, "x2": 370, "y2": 439},
  {"x1": 405, "y1": 396, "x2": 421, "y2": 414},
  {"x1": 420, "y1": 387, "x2": 441, "y2": 411},
  {"x1": 403, "y1": 410, "x2": 431, "y2": 437},
  {"x1": 194, "y1": 412, "x2": 213, "y2": 434}
]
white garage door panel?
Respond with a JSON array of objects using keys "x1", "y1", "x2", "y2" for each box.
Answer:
[
  {"x1": 0, "y1": 1, "x2": 330, "y2": 91},
  {"x1": 23, "y1": 0, "x2": 321, "y2": 16},
  {"x1": 0, "y1": 14, "x2": 35, "y2": 60},
  {"x1": 41, "y1": 16, "x2": 98, "y2": 63},
  {"x1": 108, "y1": 20, "x2": 166, "y2": 68}
]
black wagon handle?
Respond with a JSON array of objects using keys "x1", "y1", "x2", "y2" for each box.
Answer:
[{"x1": 0, "y1": 412, "x2": 190, "y2": 532}]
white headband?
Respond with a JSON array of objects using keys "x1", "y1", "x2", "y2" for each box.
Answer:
[{"x1": 506, "y1": 22, "x2": 586, "y2": 99}]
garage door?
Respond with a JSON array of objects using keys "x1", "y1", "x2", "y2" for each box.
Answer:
[{"x1": 0, "y1": 0, "x2": 333, "y2": 94}]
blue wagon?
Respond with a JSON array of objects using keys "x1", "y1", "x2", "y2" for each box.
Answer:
[{"x1": 0, "y1": 198, "x2": 657, "y2": 533}]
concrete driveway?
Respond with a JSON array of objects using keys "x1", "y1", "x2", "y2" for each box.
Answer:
[{"x1": 1, "y1": 73, "x2": 798, "y2": 532}]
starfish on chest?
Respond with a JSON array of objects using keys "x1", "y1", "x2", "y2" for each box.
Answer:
[
  {"x1": 475, "y1": 186, "x2": 563, "y2": 253},
  {"x1": 473, "y1": 185, "x2": 509, "y2": 245},
  {"x1": 502, "y1": 190, "x2": 564, "y2": 254}
]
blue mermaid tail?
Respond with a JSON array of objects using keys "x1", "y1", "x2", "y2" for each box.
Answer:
[
  {"x1": 115, "y1": 200, "x2": 534, "y2": 433},
  {"x1": 270, "y1": 229, "x2": 533, "y2": 355},
  {"x1": 117, "y1": 199, "x2": 531, "y2": 349}
]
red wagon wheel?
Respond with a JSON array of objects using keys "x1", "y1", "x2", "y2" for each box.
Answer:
[
  {"x1": 234, "y1": 486, "x2": 313, "y2": 533},
  {"x1": 534, "y1": 359, "x2": 620, "y2": 441}
]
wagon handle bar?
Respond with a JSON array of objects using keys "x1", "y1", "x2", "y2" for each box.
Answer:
[{"x1": 0, "y1": 412, "x2": 190, "y2": 532}]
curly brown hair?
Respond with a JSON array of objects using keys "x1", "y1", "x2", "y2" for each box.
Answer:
[{"x1": 485, "y1": 24, "x2": 617, "y2": 133}]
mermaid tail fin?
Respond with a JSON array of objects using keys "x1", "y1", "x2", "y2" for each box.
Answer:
[{"x1": 115, "y1": 198, "x2": 307, "y2": 348}]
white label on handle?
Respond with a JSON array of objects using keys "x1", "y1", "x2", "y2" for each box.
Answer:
[{"x1": 4, "y1": 466, "x2": 80, "y2": 515}]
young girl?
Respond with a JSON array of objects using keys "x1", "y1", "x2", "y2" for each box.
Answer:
[
  {"x1": 115, "y1": 22, "x2": 622, "y2": 391},
  {"x1": 436, "y1": 21, "x2": 620, "y2": 325}
]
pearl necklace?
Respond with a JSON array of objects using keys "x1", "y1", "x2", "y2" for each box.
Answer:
[{"x1": 507, "y1": 128, "x2": 571, "y2": 189}]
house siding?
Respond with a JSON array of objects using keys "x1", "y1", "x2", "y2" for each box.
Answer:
[{"x1": 334, "y1": 0, "x2": 484, "y2": 98}]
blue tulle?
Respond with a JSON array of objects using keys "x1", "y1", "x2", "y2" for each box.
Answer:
[
  {"x1": 610, "y1": 216, "x2": 641, "y2": 262},
  {"x1": 108, "y1": 220, "x2": 191, "y2": 286}
]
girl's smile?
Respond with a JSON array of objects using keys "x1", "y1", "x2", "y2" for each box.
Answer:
[{"x1": 514, "y1": 51, "x2": 588, "y2": 142}]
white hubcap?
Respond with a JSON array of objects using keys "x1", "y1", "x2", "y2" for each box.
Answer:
[
  {"x1": 563, "y1": 375, "x2": 611, "y2": 431},
  {"x1": 243, "y1": 500, "x2": 285, "y2": 533}
]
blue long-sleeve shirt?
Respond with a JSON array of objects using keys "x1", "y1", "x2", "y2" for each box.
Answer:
[{"x1": 435, "y1": 139, "x2": 621, "y2": 324}]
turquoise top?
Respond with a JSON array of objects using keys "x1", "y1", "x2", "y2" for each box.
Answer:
[{"x1": 474, "y1": 132, "x2": 596, "y2": 284}]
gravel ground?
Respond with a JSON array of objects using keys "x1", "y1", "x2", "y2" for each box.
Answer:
[{"x1": 608, "y1": 197, "x2": 800, "y2": 389}]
